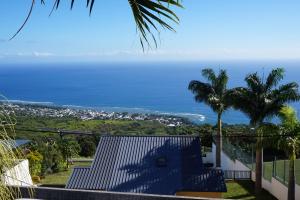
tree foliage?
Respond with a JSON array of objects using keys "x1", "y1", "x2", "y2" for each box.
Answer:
[
  {"x1": 26, "y1": 150, "x2": 43, "y2": 176},
  {"x1": 228, "y1": 68, "x2": 300, "y2": 125},
  {"x1": 77, "y1": 136, "x2": 96, "y2": 157},
  {"x1": 58, "y1": 138, "x2": 81, "y2": 168},
  {"x1": 278, "y1": 106, "x2": 300, "y2": 200},
  {"x1": 11, "y1": 0, "x2": 183, "y2": 50},
  {"x1": 228, "y1": 68, "x2": 300, "y2": 194},
  {"x1": 188, "y1": 68, "x2": 230, "y2": 114}
]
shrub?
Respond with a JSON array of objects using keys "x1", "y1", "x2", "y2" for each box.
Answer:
[
  {"x1": 32, "y1": 175, "x2": 41, "y2": 183},
  {"x1": 77, "y1": 136, "x2": 96, "y2": 157},
  {"x1": 26, "y1": 150, "x2": 43, "y2": 176}
]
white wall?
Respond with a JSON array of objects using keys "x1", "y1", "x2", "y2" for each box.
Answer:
[
  {"x1": 2, "y1": 159, "x2": 33, "y2": 186},
  {"x1": 208, "y1": 143, "x2": 249, "y2": 171},
  {"x1": 202, "y1": 151, "x2": 214, "y2": 163}
]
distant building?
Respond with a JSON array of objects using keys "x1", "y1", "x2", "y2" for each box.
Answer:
[{"x1": 66, "y1": 136, "x2": 226, "y2": 198}]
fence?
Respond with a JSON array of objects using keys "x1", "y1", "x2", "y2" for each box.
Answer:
[
  {"x1": 221, "y1": 137, "x2": 300, "y2": 186},
  {"x1": 12, "y1": 186, "x2": 217, "y2": 200},
  {"x1": 263, "y1": 159, "x2": 300, "y2": 186},
  {"x1": 221, "y1": 137, "x2": 254, "y2": 170},
  {"x1": 223, "y1": 170, "x2": 251, "y2": 180}
]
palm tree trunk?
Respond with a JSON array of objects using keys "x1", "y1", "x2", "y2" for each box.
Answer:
[
  {"x1": 255, "y1": 136, "x2": 262, "y2": 195},
  {"x1": 216, "y1": 112, "x2": 222, "y2": 168},
  {"x1": 288, "y1": 154, "x2": 295, "y2": 200}
]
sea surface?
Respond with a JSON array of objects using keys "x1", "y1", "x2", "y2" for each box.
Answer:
[{"x1": 0, "y1": 60, "x2": 300, "y2": 124}]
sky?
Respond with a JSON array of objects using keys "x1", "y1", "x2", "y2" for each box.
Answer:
[{"x1": 1, "y1": 0, "x2": 300, "y2": 62}]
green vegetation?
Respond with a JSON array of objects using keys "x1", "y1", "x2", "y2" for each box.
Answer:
[
  {"x1": 0, "y1": 102, "x2": 33, "y2": 200},
  {"x1": 58, "y1": 138, "x2": 81, "y2": 168},
  {"x1": 14, "y1": 115, "x2": 216, "y2": 140},
  {"x1": 26, "y1": 150, "x2": 43, "y2": 176},
  {"x1": 39, "y1": 161, "x2": 92, "y2": 185},
  {"x1": 189, "y1": 68, "x2": 230, "y2": 167},
  {"x1": 224, "y1": 180, "x2": 276, "y2": 200},
  {"x1": 77, "y1": 136, "x2": 96, "y2": 157},
  {"x1": 278, "y1": 106, "x2": 300, "y2": 200},
  {"x1": 227, "y1": 68, "x2": 300, "y2": 194}
]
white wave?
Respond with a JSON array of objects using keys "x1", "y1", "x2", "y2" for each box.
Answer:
[
  {"x1": 7, "y1": 100, "x2": 206, "y2": 124},
  {"x1": 61, "y1": 104, "x2": 206, "y2": 123},
  {"x1": 5, "y1": 99, "x2": 54, "y2": 105}
]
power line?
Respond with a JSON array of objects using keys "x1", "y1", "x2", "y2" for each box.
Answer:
[{"x1": 11, "y1": 127, "x2": 300, "y2": 138}]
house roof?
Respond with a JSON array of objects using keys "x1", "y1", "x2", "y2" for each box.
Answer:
[{"x1": 66, "y1": 136, "x2": 226, "y2": 195}]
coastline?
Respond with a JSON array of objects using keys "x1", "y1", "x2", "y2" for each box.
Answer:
[{"x1": 9, "y1": 102, "x2": 195, "y2": 127}]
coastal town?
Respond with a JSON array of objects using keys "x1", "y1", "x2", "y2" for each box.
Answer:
[{"x1": 9, "y1": 103, "x2": 190, "y2": 127}]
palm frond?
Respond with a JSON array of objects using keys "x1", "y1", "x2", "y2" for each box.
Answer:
[
  {"x1": 201, "y1": 68, "x2": 217, "y2": 83},
  {"x1": 9, "y1": 0, "x2": 35, "y2": 40},
  {"x1": 230, "y1": 68, "x2": 300, "y2": 125},
  {"x1": 278, "y1": 106, "x2": 298, "y2": 128},
  {"x1": 128, "y1": 0, "x2": 182, "y2": 50},
  {"x1": 245, "y1": 72, "x2": 263, "y2": 93},
  {"x1": 188, "y1": 80, "x2": 214, "y2": 103},
  {"x1": 189, "y1": 68, "x2": 230, "y2": 114},
  {"x1": 265, "y1": 68, "x2": 284, "y2": 91},
  {"x1": 215, "y1": 69, "x2": 228, "y2": 94},
  {"x1": 271, "y1": 82, "x2": 300, "y2": 104},
  {"x1": 10, "y1": 0, "x2": 183, "y2": 50}
]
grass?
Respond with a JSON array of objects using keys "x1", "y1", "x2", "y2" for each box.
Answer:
[
  {"x1": 223, "y1": 180, "x2": 276, "y2": 200},
  {"x1": 40, "y1": 161, "x2": 92, "y2": 185}
]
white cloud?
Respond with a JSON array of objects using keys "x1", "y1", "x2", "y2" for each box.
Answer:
[{"x1": 32, "y1": 52, "x2": 54, "y2": 57}]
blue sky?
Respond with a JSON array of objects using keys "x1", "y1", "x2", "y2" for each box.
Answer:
[{"x1": 1, "y1": 1, "x2": 300, "y2": 62}]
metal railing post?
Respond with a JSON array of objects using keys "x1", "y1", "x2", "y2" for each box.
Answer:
[
  {"x1": 274, "y1": 156, "x2": 277, "y2": 178},
  {"x1": 283, "y1": 159, "x2": 286, "y2": 184}
]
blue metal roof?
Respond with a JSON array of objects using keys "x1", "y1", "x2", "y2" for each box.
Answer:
[{"x1": 66, "y1": 136, "x2": 226, "y2": 195}]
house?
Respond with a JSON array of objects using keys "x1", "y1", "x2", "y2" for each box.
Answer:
[{"x1": 66, "y1": 136, "x2": 226, "y2": 198}]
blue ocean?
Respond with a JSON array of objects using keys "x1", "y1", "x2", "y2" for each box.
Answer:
[{"x1": 0, "y1": 60, "x2": 299, "y2": 124}]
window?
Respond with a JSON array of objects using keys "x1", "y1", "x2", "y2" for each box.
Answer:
[{"x1": 156, "y1": 156, "x2": 168, "y2": 167}]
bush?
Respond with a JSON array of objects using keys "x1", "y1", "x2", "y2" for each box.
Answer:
[
  {"x1": 77, "y1": 136, "x2": 96, "y2": 157},
  {"x1": 26, "y1": 150, "x2": 43, "y2": 176},
  {"x1": 32, "y1": 175, "x2": 41, "y2": 183}
]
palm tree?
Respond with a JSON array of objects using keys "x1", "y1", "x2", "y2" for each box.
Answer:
[
  {"x1": 11, "y1": 0, "x2": 183, "y2": 49},
  {"x1": 188, "y1": 68, "x2": 229, "y2": 167},
  {"x1": 278, "y1": 106, "x2": 300, "y2": 200},
  {"x1": 228, "y1": 68, "x2": 300, "y2": 194}
]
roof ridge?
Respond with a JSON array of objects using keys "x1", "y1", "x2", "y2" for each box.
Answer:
[
  {"x1": 73, "y1": 166, "x2": 90, "y2": 169},
  {"x1": 100, "y1": 135, "x2": 199, "y2": 138}
]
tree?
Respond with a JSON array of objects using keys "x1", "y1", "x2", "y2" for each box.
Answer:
[
  {"x1": 12, "y1": 0, "x2": 183, "y2": 49},
  {"x1": 58, "y1": 138, "x2": 81, "y2": 169},
  {"x1": 34, "y1": 139, "x2": 64, "y2": 174},
  {"x1": 77, "y1": 136, "x2": 96, "y2": 157},
  {"x1": 278, "y1": 106, "x2": 300, "y2": 200},
  {"x1": 228, "y1": 68, "x2": 300, "y2": 194},
  {"x1": 188, "y1": 68, "x2": 230, "y2": 167}
]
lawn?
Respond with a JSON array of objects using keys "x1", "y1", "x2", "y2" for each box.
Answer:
[
  {"x1": 40, "y1": 161, "x2": 92, "y2": 185},
  {"x1": 224, "y1": 180, "x2": 276, "y2": 200}
]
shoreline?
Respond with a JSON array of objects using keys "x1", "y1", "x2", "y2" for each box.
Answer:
[{"x1": 9, "y1": 102, "x2": 194, "y2": 127}]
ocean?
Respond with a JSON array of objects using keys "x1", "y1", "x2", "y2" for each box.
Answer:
[{"x1": 0, "y1": 60, "x2": 299, "y2": 124}]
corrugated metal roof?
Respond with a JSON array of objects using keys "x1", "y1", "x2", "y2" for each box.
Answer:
[{"x1": 66, "y1": 136, "x2": 226, "y2": 195}]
